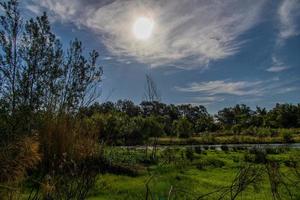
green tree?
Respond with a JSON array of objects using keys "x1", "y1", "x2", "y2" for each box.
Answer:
[
  {"x1": 0, "y1": 0, "x2": 22, "y2": 140},
  {"x1": 0, "y1": 1, "x2": 103, "y2": 141},
  {"x1": 266, "y1": 104, "x2": 299, "y2": 128},
  {"x1": 173, "y1": 117, "x2": 193, "y2": 138}
]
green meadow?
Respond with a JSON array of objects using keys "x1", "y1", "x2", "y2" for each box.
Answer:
[{"x1": 86, "y1": 147, "x2": 300, "y2": 200}]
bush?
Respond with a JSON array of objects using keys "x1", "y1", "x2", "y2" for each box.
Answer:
[
  {"x1": 265, "y1": 147, "x2": 286, "y2": 154},
  {"x1": 256, "y1": 128, "x2": 278, "y2": 137},
  {"x1": 232, "y1": 124, "x2": 242, "y2": 134},
  {"x1": 194, "y1": 146, "x2": 202, "y2": 154},
  {"x1": 241, "y1": 126, "x2": 257, "y2": 135},
  {"x1": 173, "y1": 117, "x2": 193, "y2": 138},
  {"x1": 203, "y1": 146, "x2": 209, "y2": 150},
  {"x1": 0, "y1": 136, "x2": 41, "y2": 199},
  {"x1": 202, "y1": 134, "x2": 217, "y2": 144},
  {"x1": 36, "y1": 114, "x2": 102, "y2": 199},
  {"x1": 207, "y1": 158, "x2": 225, "y2": 167},
  {"x1": 0, "y1": 136, "x2": 41, "y2": 183},
  {"x1": 196, "y1": 160, "x2": 206, "y2": 170},
  {"x1": 246, "y1": 148, "x2": 267, "y2": 164},
  {"x1": 220, "y1": 145, "x2": 229, "y2": 152},
  {"x1": 186, "y1": 138, "x2": 198, "y2": 145},
  {"x1": 284, "y1": 160, "x2": 297, "y2": 168},
  {"x1": 185, "y1": 147, "x2": 195, "y2": 162},
  {"x1": 209, "y1": 146, "x2": 216, "y2": 150},
  {"x1": 281, "y1": 129, "x2": 294, "y2": 143},
  {"x1": 195, "y1": 157, "x2": 225, "y2": 170}
]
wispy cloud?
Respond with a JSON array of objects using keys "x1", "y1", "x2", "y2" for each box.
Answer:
[
  {"x1": 267, "y1": 66, "x2": 288, "y2": 73},
  {"x1": 175, "y1": 78, "x2": 300, "y2": 105},
  {"x1": 175, "y1": 80, "x2": 263, "y2": 96},
  {"x1": 190, "y1": 96, "x2": 225, "y2": 106},
  {"x1": 277, "y1": 0, "x2": 300, "y2": 42},
  {"x1": 26, "y1": 0, "x2": 266, "y2": 68},
  {"x1": 266, "y1": 56, "x2": 289, "y2": 72},
  {"x1": 25, "y1": 4, "x2": 41, "y2": 15},
  {"x1": 102, "y1": 56, "x2": 113, "y2": 61},
  {"x1": 277, "y1": 87, "x2": 298, "y2": 94}
]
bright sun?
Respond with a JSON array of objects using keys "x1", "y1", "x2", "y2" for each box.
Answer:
[{"x1": 133, "y1": 17, "x2": 154, "y2": 40}]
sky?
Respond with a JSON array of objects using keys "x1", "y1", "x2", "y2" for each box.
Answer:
[{"x1": 23, "y1": 0, "x2": 300, "y2": 113}]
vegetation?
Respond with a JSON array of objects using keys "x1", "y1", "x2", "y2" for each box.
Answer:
[
  {"x1": 79, "y1": 101, "x2": 300, "y2": 145},
  {"x1": 87, "y1": 147, "x2": 300, "y2": 200},
  {"x1": 0, "y1": 1, "x2": 300, "y2": 199}
]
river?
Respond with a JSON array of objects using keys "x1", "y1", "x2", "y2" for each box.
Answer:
[{"x1": 120, "y1": 143, "x2": 300, "y2": 150}]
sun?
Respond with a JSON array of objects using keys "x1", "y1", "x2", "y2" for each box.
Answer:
[{"x1": 133, "y1": 17, "x2": 154, "y2": 40}]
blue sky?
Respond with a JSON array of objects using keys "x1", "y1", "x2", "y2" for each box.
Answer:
[{"x1": 23, "y1": 0, "x2": 300, "y2": 113}]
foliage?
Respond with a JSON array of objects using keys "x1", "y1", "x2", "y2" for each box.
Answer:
[
  {"x1": 78, "y1": 102, "x2": 300, "y2": 144},
  {"x1": 0, "y1": 136, "x2": 41, "y2": 199},
  {"x1": 0, "y1": 0, "x2": 102, "y2": 143},
  {"x1": 0, "y1": 0, "x2": 103, "y2": 199},
  {"x1": 281, "y1": 129, "x2": 294, "y2": 143},
  {"x1": 173, "y1": 117, "x2": 193, "y2": 138}
]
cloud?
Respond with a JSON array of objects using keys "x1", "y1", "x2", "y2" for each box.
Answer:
[
  {"x1": 175, "y1": 78, "x2": 300, "y2": 106},
  {"x1": 26, "y1": 0, "x2": 266, "y2": 68},
  {"x1": 277, "y1": 87, "x2": 298, "y2": 94},
  {"x1": 266, "y1": 66, "x2": 288, "y2": 72},
  {"x1": 278, "y1": 0, "x2": 300, "y2": 41},
  {"x1": 175, "y1": 80, "x2": 263, "y2": 96},
  {"x1": 190, "y1": 96, "x2": 225, "y2": 106},
  {"x1": 25, "y1": 4, "x2": 41, "y2": 15},
  {"x1": 102, "y1": 56, "x2": 113, "y2": 60},
  {"x1": 266, "y1": 56, "x2": 289, "y2": 72}
]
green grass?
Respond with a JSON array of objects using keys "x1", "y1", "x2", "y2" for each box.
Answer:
[
  {"x1": 157, "y1": 133, "x2": 300, "y2": 145},
  {"x1": 87, "y1": 148, "x2": 300, "y2": 200}
]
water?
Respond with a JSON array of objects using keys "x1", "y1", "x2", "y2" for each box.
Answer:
[{"x1": 121, "y1": 143, "x2": 300, "y2": 150}]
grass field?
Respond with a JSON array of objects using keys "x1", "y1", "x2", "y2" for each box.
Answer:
[
  {"x1": 86, "y1": 147, "x2": 300, "y2": 200},
  {"x1": 154, "y1": 128, "x2": 300, "y2": 145}
]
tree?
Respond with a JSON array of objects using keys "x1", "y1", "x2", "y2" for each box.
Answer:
[
  {"x1": 0, "y1": 1, "x2": 103, "y2": 141},
  {"x1": 195, "y1": 115, "x2": 217, "y2": 133},
  {"x1": 266, "y1": 104, "x2": 299, "y2": 128},
  {"x1": 216, "y1": 104, "x2": 254, "y2": 130},
  {"x1": 116, "y1": 99, "x2": 141, "y2": 117},
  {"x1": 140, "y1": 101, "x2": 166, "y2": 116},
  {"x1": 0, "y1": 0, "x2": 22, "y2": 140},
  {"x1": 0, "y1": 1, "x2": 103, "y2": 198},
  {"x1": 173, "y1": 117, "x2": 193, "y2": 138}
]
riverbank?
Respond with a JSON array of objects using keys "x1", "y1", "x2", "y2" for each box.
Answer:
[{"x1": 155, "y1": 134, "x2": 300, "y2": 145}]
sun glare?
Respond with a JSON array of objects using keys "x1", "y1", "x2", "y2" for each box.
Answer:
[{"x1": 133, "y1": 17, "x2": 154, "y2": 40}]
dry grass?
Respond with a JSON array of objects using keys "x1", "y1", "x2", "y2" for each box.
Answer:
[
  {"x1": 0, "y1": 136, "x2": 41, "y2": 199},
  {"x1": 32, "y1": 114, "x2": 102, "y2": 199},
  {"x1": 0, "y1": 136, "x2": 41, "y2": 183}
]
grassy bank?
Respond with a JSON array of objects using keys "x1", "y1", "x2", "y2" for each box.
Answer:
[
  {"x1": 156, "y1": 135, "x2": 300, "y2": 145},
  {"x1": 155, "y1": 129, "x2": 300, "y2": 145},
  {"x1": 86, "y1": 147, "x2": 300, "y2": 200}
]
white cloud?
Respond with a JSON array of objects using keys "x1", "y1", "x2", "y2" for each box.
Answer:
[
  {"x1": 191, "y1": 96, "x2": 224, "y2": 106},
  {"x1": 27, "y1": 0, "x2": 266, "y2": 68},
  {"x1": 25, "y1": 4, "x2": 41, "y2": 15},
  {"x1": 278, "y1": 0, "x2": 300, "y2": 41},
  {"x1": 175, "y1": 78, "x2": 300, "y2": 106},
  {"x1": 266, "y1": 56, "x2": 289, "y2": 72},
  {"x1": 102, "y1": 56, "x2": 113, "y2": 60},
  {"x1": 267, "y1": 66, "x2": 288, "y2": 72},
  {"x1": 277, "y1": 87, "x2": 297, "y2": 94},
  {"x1": 175, "y1": 80, "x2": 263, "y2": 96}
]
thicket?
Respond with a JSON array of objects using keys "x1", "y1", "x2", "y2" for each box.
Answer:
[
  {"x1": 0, "y1": 0, "x2": 103, "y2": 198},
  {"x1": 78, "y1": 101, "x2": 300, "y2": 144}
]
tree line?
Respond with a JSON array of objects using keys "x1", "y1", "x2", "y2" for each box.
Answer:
[{"x1": 78, "y1": 101, "x2": 300, "y2": 144}]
